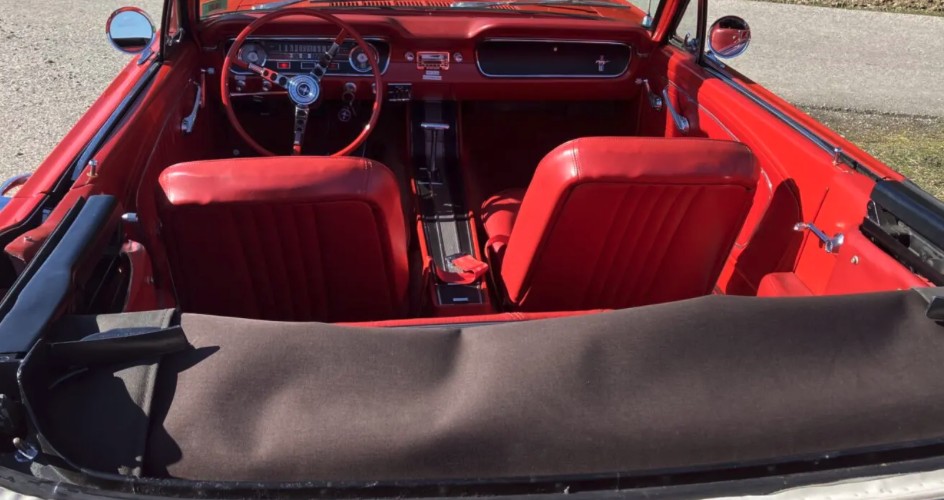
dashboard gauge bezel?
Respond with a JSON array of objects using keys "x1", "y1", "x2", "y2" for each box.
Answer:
[
  {"x1": 348, "y1": 44, "x2": 380, "y2": 73},
  {"x1": 237, "y1": 42, "x2": 268, "y2": 67}
]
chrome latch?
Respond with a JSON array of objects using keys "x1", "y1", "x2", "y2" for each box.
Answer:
[
  {"x1": 794, "y1": 222, "x2": 844, "y2": 253},
  {"x1": 635, "y1": 78, "x2": 663, "y2": 111}
]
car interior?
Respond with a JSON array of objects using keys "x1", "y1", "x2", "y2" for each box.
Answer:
[
  {"x1": 3, "y1": 5, "x2": 927, "y2": 328},
  {"x1": 4, "y1": 1, "x2": 944, "y2": 492}
]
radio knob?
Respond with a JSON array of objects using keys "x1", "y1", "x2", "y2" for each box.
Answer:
[
  {"x1": 453, "y1": 52, "x2": 463, "y2": 63},
  {"x1": 405, "y1": 51, "x2": 415, "y2": 62}
]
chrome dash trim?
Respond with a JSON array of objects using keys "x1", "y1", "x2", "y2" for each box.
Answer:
[{"x1": 475, "y1": 38, "x2": 632, "y2": 79}]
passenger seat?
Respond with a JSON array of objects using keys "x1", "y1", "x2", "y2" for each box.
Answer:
[{"x1": 480, "y1": 137, "x2": 759, "y2": 311}]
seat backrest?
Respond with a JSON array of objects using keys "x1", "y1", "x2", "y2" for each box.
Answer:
[
  {"x1": 501, "y1": 137, "x2": 759, "y2": 311},
  {"x1": 157, "y1": 156, "x2": 409, "y2": 322}
]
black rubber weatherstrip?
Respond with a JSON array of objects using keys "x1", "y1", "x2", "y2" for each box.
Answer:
[{"x1": 0, "y1": 195, "x2": 119, "y2": 355}]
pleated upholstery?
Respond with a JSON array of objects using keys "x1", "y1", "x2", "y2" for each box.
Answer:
[
  {"x1": 157, "y1": 157, "x2": 409, "y2": 322},
  {"x1": 486, "y1": 137, "x2": 759, "y2": 312}
]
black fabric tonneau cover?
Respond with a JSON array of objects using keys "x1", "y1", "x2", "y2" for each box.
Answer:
[{"x1": 33, "y1": 290, "x2": 944, "y2": 482}]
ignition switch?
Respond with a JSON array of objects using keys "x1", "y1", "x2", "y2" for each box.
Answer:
[{"x1": 339, "y1": 82, "x2": 357, "y2": 123}]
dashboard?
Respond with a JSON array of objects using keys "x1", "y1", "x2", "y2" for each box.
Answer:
[{"x1": 206, "y1": 14, "x2": 653, "y2": 102}]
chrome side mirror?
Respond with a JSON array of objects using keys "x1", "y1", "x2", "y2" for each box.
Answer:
[
  {"x1": 707, "y1": 16, "x2": 751, "y2": 59},
  {"x1": 106, "y1": 7, "x2": 156, "y2": 55}
]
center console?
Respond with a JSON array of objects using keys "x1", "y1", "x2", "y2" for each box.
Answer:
[{"x1": 410, "y1": 101, "x2": 492, "y2": 314}]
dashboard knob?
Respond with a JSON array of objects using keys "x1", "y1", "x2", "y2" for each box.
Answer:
[
  {"x1": 262, "y1": 80, "x2": 272, "y2": 91},
  {"x1": 453, "y1": 52, "x2": 463, "y2": 63},
  {"x1": 405, "y1": 51, "x2": 415, "y2": 62}
]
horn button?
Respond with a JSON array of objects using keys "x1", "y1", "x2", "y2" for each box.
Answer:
[{"x1": 287, "y1": 74, "x2": 320, "y2": 106}]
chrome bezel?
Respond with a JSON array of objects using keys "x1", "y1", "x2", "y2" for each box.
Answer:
[
  {"x1": 475, "y1": 38, "x2": 632, "y2": 79},
  {"x1": 347, "y1": 45, "x2": 377, "y2": 74},
  {"x1": 227, "y1": 36, "x2": 390, "y2": 77},
  {"x1": 237, "y1": 42, "x2": 268, "y2": 67}
]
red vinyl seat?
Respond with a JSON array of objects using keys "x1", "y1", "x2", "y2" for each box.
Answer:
[
  {"x1": 481, "y1": 137, "x2": 759, "y2": 312},
  {"x1": 157, "y1": 156, "x2": 410, "y2": 322}
]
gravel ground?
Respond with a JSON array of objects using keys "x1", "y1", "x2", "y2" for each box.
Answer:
[
  {"x1": 747, "y1": 0, "x2": 944, "y2": 14},
  {"x1": 0, "y1": 1, "x2": 162, "y2": 182}
]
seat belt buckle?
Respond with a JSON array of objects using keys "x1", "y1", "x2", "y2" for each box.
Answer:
[{"x1": 435, "y1": 254, "x2": 488, "y2": 285}]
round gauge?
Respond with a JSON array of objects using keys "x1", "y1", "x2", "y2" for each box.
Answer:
[
  {"x1": 348, "y1": 45, "x2": 379, "y2": 73},
  {"x1": 238, "y1": 42, "x2": 267, "y2": 67}
]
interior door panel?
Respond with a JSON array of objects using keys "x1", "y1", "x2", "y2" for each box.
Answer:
[{"x1": 641, "y1": 44, "x2": 926, "y2": 295}]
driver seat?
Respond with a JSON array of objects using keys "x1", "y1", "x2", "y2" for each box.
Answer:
[{"x1": 156, "y1": 156, "x2": 410, "y2": 322}]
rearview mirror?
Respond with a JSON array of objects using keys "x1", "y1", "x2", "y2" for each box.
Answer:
[
  {"x1": 106, "y1": 7, "x2": 156, "y2": 55},
  {"x1": 707, "y1": 16, "x2": 751, "y2": 59}
]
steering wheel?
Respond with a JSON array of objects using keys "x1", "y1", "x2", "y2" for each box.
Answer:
[{"x1": 221, "y1": 9, "x2": 383, "y2": 157}]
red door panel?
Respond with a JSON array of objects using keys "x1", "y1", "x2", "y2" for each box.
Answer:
[{"x1": 640, "y1": 45, "x2": 925, "y2": 296}]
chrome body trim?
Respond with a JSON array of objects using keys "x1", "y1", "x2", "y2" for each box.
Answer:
[
  {"x1": 475, "y1": 38, "x2": 632, "y2": 79},
  {"x1": 227, "y1": 36, "x2": 391, "y2": 77},
  {"x1": 66, "y1": 61, "x2": 161, "y2": 183},
  {"x1": 702, "y1": 63, "x2": 881, "y2": 181},
  {"x1": 0, "y1": 174, "x2": 32, "y2": 196}
]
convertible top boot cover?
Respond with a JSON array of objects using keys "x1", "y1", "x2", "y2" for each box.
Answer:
[{"x1": 34, "y1": 290, "x2": 944, "y2": 482}]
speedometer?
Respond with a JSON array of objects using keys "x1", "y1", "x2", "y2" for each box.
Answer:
[
  {"x1": 238, "y1": 43, "x2": 267, "y2": 66},
  {"x1": 348, "y1": 45, "x2": 378, "y2": 73}
]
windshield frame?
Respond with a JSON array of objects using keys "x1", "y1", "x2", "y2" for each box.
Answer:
[{"x1": 195, "y1": 0, "x2": 667, "y2": 24}]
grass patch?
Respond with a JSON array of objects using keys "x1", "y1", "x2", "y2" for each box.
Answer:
[
  {"x1": 746, "y1": 0, "x2": 944, "y2": 15},
  {"x1": 803, "y1": 107, "x2": 944, "y2": 199}
]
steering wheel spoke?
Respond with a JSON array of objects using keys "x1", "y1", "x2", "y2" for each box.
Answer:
[
  {"x1": 243, "y1": 62, "x2": 290, "y2": 89},
  {"x1": 292, "y1": 105, "x2": 310, "y2": 156},
  {"x1": 311, "y1": 30, "x2": 347, "y2": 82}
]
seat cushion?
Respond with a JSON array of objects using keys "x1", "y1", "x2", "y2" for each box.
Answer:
[
  {"x1": 157, "y1": 156, "x2": 409, "y2": 322},
  {"x1": 495, "y1": 137, "x2": 759, "y2": 311}
]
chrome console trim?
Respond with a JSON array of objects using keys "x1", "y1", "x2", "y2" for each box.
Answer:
[
  {"x1": 227, "y1": 36, "x2": 391, "y2": 77},
  {"x1": 475, "y1": 38, "x2": 632, "y2": 79}
]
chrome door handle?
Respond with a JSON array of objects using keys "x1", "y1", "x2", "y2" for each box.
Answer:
[
  {"x1": 180, "y1": 82, "x2": 202, "y2": 134},
  {"x1": 635, "y1": 78, "x2": 663, "y2": 111},
  {"x1": 794, "y1": 222, "x2": 844, "y2": 253},
  {"x1": 180, "y1": 74, "x2": 204, "y2": 134},
  {"x1": 661, "y1": 87, "x2": 690, "y2": 134}
]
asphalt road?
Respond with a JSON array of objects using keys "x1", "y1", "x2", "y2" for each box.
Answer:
[
  {"x1": 710, "y1": 0, "x2": 944, "y2": 117},
  {"x1": 0, "y1": 0, "x2": 941, "y2": 182}
]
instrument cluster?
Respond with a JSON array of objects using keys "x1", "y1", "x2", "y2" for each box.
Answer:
[{"x1": 229, "y1": 38, "x2": 390, "y2": 77}]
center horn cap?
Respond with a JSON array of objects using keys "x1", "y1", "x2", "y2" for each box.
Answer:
[{"x1": 287, "y1": 74, "x2": 320, "y2": 106}]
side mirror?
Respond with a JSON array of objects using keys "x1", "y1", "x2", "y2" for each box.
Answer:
[
  {"x1": 106, "y1": 7, "x2": 156, "y2": 55},
  {"x1": 707, "y1": 16, "x2": 751, "y2": 59}
]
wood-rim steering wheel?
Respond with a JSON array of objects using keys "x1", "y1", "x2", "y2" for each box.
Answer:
[{"x1": 221, "y1": 8, "x2": 383, "y2": 157}]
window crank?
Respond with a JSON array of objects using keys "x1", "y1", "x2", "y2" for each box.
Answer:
[{"x1": 794, "y1": 222, "x2": 844, "y2": 253}]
